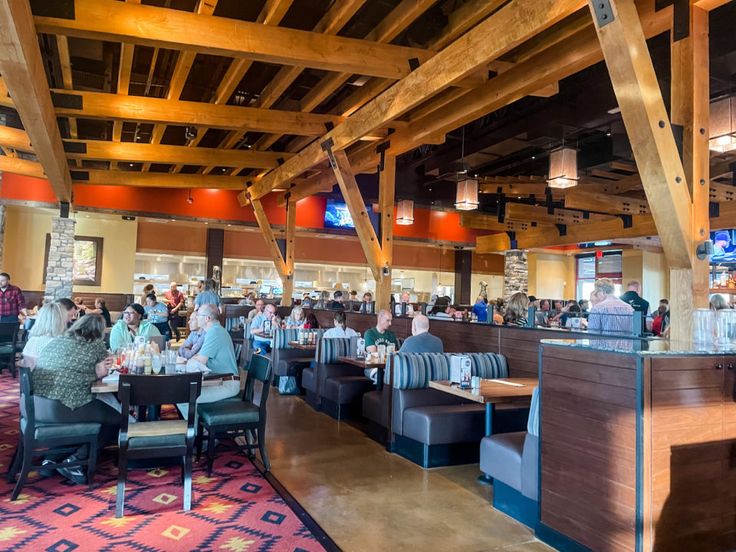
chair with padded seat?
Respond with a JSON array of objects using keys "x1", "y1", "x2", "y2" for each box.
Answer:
[
  {"x1": 116, "y1": 372, "x2": 202, "y2": 517},
  {"x1": 7, "y1": 367, "x2": 100, "y2": 500},
  {"x1": 196, "y1": 354, "x2": 272, "y2": 474},
  {"x1": 0, "y1": 321, "x2": 20, "y2": 377}
]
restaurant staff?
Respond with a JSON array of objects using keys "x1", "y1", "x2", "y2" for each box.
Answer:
[
  {"x1": 0, "y1": 272, "x2": 27, "y2": 323},
  {"x1": 109, "y1": 303, "x2": 161, "y2": 350}
]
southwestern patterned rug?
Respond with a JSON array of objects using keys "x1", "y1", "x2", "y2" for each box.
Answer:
[{"x1": 0, "y1": 376, "x2": 334, "y2": 551}]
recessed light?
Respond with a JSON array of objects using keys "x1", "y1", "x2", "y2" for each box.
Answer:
[
  {"x1": 531, "y1": 156, "x2": 536, "y2": 160},
  {"x1": 170, "y1": 219, "x2": 175, "y2": 222}
]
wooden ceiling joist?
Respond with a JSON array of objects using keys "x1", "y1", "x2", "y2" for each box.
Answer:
[
  {"x1": 243, "y1": 0, "x2": 587, "y2": 205},
  {"x1": 34, "y1": 0, "x2": 432, "y2": 80},
  {"x1": 0, "y1": 85, "x2": 341, "y2": 136},
  {"x1": 0, "y1": 0, "x2": 71, "y2": 202},
  {"x1": 73, "y1": 169, "x2": 245, "y2": 189},
  {"x1": 0, "y1": 154, "x2": 45, "y2": 179},
  {"x1": 0, "y1": 124, "x2": 33, "y2": 151},
  {"x1": 505, "y1": 203, "x2": 614, "y2": 226}
]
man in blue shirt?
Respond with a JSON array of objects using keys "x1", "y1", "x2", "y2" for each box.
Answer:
[
  {"x1": 250, "y1": 303, "x2": 277, "y2": 352},
  {"x1": 177, "y1": 303, "x2": 240, "y2": 419},
  {"x1": 400, "y1": 315, "x2": 444, "y2": 353}
]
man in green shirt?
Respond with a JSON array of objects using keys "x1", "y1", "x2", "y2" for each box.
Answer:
[
  {"x1": 363, "y1": 309, "x2": 399, "y2": 383},
  {"x1": 178, "y1": 304, "x2": 240, "y2": 418}
]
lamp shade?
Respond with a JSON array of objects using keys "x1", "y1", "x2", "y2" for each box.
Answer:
[
  {"x1": 710, "y1": 96, "x2": 736, "y2": 153},
  {"x1": 396, "y1": 199, "x2": 414, "y2": 225},
  {"x1": 455, "y1": 176, "x2": 479, "y2": 211},
  {"x1": 547, "y1": 147, "x2": 578, "y2": 189}
]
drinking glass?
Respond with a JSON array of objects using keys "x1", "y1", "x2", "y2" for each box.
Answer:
[
  {"x1": 152, "y1": 354, "x2": 163, "y2": 374},
  {"x1": 716, "y1": 309, "x2": 736, "y2": 345},
  {"x1": 692, "y1": 308, "x2": 715, "y2": 344}
]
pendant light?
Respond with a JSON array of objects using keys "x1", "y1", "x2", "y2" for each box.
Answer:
[
  {"x1": 396, "y1": 199, "x2": 414, "y2": 225},
  {"x1": 710, "y1": 95, "x2": 736, "y2": 153},
  {"x1": 547, "y1": 146, "x2": 578, "y2": 189},
  {"x1": 455, "y1": 126, "x2": 479, "y2": 211}
]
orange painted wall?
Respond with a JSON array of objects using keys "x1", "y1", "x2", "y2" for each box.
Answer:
[{"x1": 0, "y1": 173, "x2": 490, "y2": 245}]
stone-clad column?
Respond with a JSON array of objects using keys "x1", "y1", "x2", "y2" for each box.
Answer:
[
  {"x1": 44, "y1": 217, "x2": 76, "y2": 301},
  {"x1": 503, "y1": 250, "x2": 528, "y2": 298}
]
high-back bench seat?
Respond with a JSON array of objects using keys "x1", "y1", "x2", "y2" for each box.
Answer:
[
  {"x1": 271, "y1": 329, "x2": 323, "y2": 393},
  {"x1": 380, "y1": 352, "x2": 530, "y2": 468},
  {"x1": 480, "y1": 387, "x2": 540, "y2": 529}
]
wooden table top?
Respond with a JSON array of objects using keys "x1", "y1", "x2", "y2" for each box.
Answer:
[
  {"x1": 288, "y1": 341, "x2": 317, "y2": 351},
  {"x1": 428, "y1": 378, "x2": 537, "y2": 404},
  {"x1": 338, "y1": 356, "x2": 386, "y2": 368},
  {"x1": 92, "y1": 377, "x2": 224, "y2": 394}
]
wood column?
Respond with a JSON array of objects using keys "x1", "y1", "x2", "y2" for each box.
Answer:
[
  {"x1": 670, "y1": 4, "x2": 710, "y2": 341},
  {"x1": 205, "y1": 227, "x2": 224, "y2": 286},
  {"x1": 454, "y1": 249, "x2": 472, "y2": 305},
  {"x1": 376, "y1": 154, "x2": 396, "y2": 311},
  {"x1": 282, "y1": 198, "x2": 296, "y2": 307}
]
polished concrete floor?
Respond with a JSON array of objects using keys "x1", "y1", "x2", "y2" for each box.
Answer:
[{"x1": 265, "y1": 393, "x2": 553, "y2": 552}]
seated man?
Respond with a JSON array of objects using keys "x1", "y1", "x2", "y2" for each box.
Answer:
[
  {"x1": 359, "y1": 292, "x2": 375, "y2": 314},
  {"x1": 364, "y1": 309, "x2": 400, "y2": 382},
  {"x1": 327, "y1": 290, "x2": 345, "y2": 310},
  {"x1": 400, "y1": 315, "x2": 443, "y2": 353},
  {"x1": 178, "y1": 304, "x2": 240, "y2": 418},
  {"x1": 394, "y1": 291, "x2": 415, "y2": 317},
  {"x1": 250, "y1": 303, "x2": 277, "y2": 352}
]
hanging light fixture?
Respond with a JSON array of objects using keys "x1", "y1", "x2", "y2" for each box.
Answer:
[
  {"x1": 710, "y1": 95, "x2": 736, "y2": 153},
  {"x1": 396, "y1": 199, "x2": 414, "y2": 225},
  {"x1": 454, "y1": 126, "x2": 479, "y2": 211},
  {"x1": 547, "y1": 146, "x2": 578, "y2": 189}
]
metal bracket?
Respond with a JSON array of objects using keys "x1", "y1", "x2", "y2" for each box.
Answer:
[
  {"x1": 408, "y1": 58, "x2": 420, "y2": 72},
  {"x1": 591, "y1": 0, "x2": 615, "y2": 28},
  {"x1": 673, "y1": 0, "x2": 690, "y2": 42},
  {"x1": 376, "y1": 141, "x2": 391, "y2": 172},
  {"x1": 497, "y1": 194, "x2": 506, "y2": 223},
  {"x1": 710, "y1": 201, "x2": 720, "y2": 218},
  {"x1": 321, "y1": 138, "x2": 337, "y2": 170},
  {"x1": 555, "y1": 224, "x2": 567, "y2": 237},
  {"x1": 60, "y1": 202, "x2": 70, "y2": 219},
  {"x1": 507, "y1": 231, "x2": 517, "y2": 250},
  {"x1": 619, "y1": 214, "x2": 633, "y2": 228}
]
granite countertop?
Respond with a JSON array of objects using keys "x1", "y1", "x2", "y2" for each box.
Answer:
[{"x1": 541, "y1": 338, "x2": 736, "y2": 356}]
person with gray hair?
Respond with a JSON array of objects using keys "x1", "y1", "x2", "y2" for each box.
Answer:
[
  {"x1": 400, "y1": 314, "x2": 443, "y2": 353},
  {"x1": 22, "y1": 302, "x2": 67, "y2": 368},
  {"x1": 620, "y1": 280, "x2": 650, "y2": 335},
  {"x1": 588, "y1": 278, "x2": 634, "y2": 335},
  {"x1": 178, "y1": 303, "x2": 240, "y2": 418}
]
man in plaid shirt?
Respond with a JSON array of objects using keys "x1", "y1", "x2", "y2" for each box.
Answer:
[{"x1": 0, "y1": 273, "x2": 27, "y2": 323}]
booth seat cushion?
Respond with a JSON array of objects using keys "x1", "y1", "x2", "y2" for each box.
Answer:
[
  {"x1": 480, "y1": 431, "x2": 525, "y2": 492},
  {"x1": 402, "y1": 403, "x2": 485, "y2": 445},
  {"x1": 362, "y1": 390, "x2": 383, "y2": 425},
  {"x1": 392, "y1": 388, "x2": 473, "y2": 436},
  {"x1": 323, "y1": 376, "x2": 373, "y2": 405},
  {"x1": 302, "y1": 365, "x2": 317, "y2": 392}
]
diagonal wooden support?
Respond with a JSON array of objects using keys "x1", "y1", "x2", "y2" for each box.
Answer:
[
  {"x1": 589, "y1": 0, "x2": 692, "y2": 270},
  {"x1": 250, "y1": 196, "x2": 288, "y2": 280},
  {"x1": 282, "y1": 198, "x2": 296, "y2": 307},
  {"x1": 323, "y1": 140, "x2": 383, "y2": 281}
]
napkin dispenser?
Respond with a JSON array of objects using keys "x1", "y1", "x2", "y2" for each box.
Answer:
[{"x1": 450, "y1": 355, "x2": 472, "y2": 386}]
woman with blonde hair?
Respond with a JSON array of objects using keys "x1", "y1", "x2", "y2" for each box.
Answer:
[
  {"x1": 284, "y1": 306, "x2": 306, "y2": 328},
  {"x1": 503, "y1": 292, "x2": 530, "y2": 327},
  {"x1": 22, "y1": 302, "x2": 67, "y2": 368}
]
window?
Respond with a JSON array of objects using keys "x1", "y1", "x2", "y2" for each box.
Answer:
[{"x1": 575, "y1": 251, "x2": 623, "y2": 300}]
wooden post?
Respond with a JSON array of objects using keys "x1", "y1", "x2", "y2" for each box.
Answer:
[
  {"x1": 376, "y1": 154, "x2": 396, "y2": 311},
  {"x1": 250, "y1": 196, "x2": 288, "y2": 281},
  {"x1": 670, "y1": 4, "x2": 710, "y2": 341},
  {"x1": 282, "y1": 198, "x2": 296, "y2": 307}
]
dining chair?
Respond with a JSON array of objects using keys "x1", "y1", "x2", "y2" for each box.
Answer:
[
  {"x1": 7, "y1": 367, "x2": 100, "y2": 500},
  {"x1": 116, "y1": 372, "x2": 202, "y2": 517},
  {"x1": 196, "y1": 354, "x2": 272, "y2": 474},
  {"x1": 0, "y1": 321, "x2": 20, "y2": 377}
]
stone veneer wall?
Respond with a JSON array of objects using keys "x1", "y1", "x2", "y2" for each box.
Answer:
[
  {"x1": 503, "y1": 250, "x2": 528, "y2": 298},
  {"x1": 44, "y1": 217, "x2": 76, "y2": 301}
]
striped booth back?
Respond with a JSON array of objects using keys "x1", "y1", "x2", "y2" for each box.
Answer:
[
  {"x1": 527, "y1": 387, "x2": 540, "y2": 437},
  {"x1": 391, "y1": 352, "x2": 509, "y2": 390},
  {"x1": 315, "y1": 336, "x2": 357, "y2": 364}
]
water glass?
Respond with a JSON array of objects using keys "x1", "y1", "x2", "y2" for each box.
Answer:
[
  {"x1": 151, "y1": 354, "x2": 163, "y2": 375},
  {"x1": 716, "y1": 309, "x2": 736, "y2": 345},
  {"x1": 692, "y1": 308, "x2": 715, "y2": 344}
]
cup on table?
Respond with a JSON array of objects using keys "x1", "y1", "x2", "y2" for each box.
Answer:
[
  {"x1": 471, "y1": 376, "x2": 481, "y2": 389},
  {"x1": 377, "y1": 344, "x2": 386, "y2": 362}
]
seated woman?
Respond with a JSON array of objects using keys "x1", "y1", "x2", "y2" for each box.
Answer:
[
  {"x1": 304, "y1": 313, "x2": 320, "y2": 329},
  {"x1": 109, "y1": 303, "x2": 161, "y2": 351},
  {"x1": 144, "y1": 293, "x2": 171, "y2": 341},
  {"x1": 323, "y1": 311, "x2": 358, "y2": 338},
  {"x1": 86, "y1": 298, "x2": 112, "y2": 327},
  {"x1": 32, "y1": 314, "x2": 119, "y2": 484},
  {"x1": 284, "y1": 306, "x2": 306, "y2": 328},
  {"x1": 503, "y1": 292, "x2": 529, "y2": 327},
  {"x1": 178, "y1": 313, "x2": 205, "y2": 360},
  {"x1": 22, "y1": 303, "x2": 67, "y2": 368}
]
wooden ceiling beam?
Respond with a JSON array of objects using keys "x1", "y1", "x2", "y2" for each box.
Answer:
[
  {"x1": 0, "y1": 88, "x2": 342, "y2": 136},
  {"x1": 35, "y1": 0, "x2": 432, "y2": 79},
  {"x1": 0, "y1": 125, "x2": 33, "y2": 151},
  {"x1": 112, "y1": 0, "x2": 141, "y2": 149},
  {"x1": 245, "y1": 0, "x2": 586, "y2": 203},
  {"x1": 562, "y1": 189, "x2": 650, "y2": 215},
  {"x1": 0, "y1": 0, "x2": 71, "y2": 202},
  {"x1": 460, "y1": 213, "x2": 553, "y2": 232},
  {"x1": 64, "y1": 139, "x2": 293, "y2": 169},
  {"x1": 0, "y1": 154, "x2": 46, "y2": 179},
  {"x1": 505, "y1": 203, "x2": 614, "y2": 226},
  {"x1": 72, "y1": 169, "x2": 245, "y2": 189}
]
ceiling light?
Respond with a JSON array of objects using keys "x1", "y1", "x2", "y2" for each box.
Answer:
[
  {"x1": 547, "y1": 147, "x2": 578, "y2": 189},
  {"x1": 606, "y1": 129, "x2": 612, "y2": 137},
  {"x1": 710, "y1": 96, "x2": 736, "y2": 153},
  {"x1": 455, "y1": 176, "x2": 479, "y2": 210},
  {"x1": 185, "y1": 126, "x2": 197, "y2": 141},
  {"x1": 396, "y1": 200, "x2": 414, "y2": 226},
  {"x1": 531, "y1": 156, "x2": 536, "y2": 160}
]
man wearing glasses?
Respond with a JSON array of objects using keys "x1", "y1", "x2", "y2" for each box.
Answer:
[
  {"x1": 177, "y1": 303, "x2": 240, "y2": 418},
  {"x1": 0, "y1": 273, "x2": 27, "y2": 323}
]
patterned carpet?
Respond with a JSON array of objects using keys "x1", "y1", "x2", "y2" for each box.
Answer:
[{"x1": 0, "y1": 376, "x2": 330, "y2": 552}]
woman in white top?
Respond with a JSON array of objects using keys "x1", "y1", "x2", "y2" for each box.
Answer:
[
  {"x1": 22, "y1": 302, "x2": 67, "y2": 368},
  {"x1": 322, "y1": 311, "x2": 359, "y2": 339}
]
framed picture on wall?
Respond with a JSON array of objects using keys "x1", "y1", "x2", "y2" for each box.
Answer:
[{"x1": 43, "y1": 235, "x2": 104, "y2": 286}]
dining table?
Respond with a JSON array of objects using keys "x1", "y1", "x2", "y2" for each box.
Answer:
[
  {"x1": 338, "y1": 356, "x2": 388, "y2": 389},
  {"x1": 288, "y1": 341, "x2": 317, "y2": 351}
]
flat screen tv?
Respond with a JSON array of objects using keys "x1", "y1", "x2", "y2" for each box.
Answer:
[
  {"x1": 324, "y1": 199, "x2": 355, "y2": 229},
  {"x1": 711, "y1": 229, "x2": 736, "y2": 263}
]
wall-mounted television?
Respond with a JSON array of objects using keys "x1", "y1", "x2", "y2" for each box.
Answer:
[
  {"x1": 711, "y1": 229, "x2": 736, "y2": 263},
  {"x1": 324, "y1": 199, "x2": 355, "y2": 229}
]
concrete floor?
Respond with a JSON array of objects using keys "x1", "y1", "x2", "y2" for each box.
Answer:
[{"x1": 265, "y1": 393, "x2": 553, "y2": 552}]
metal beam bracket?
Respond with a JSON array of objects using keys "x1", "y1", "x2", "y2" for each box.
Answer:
[
  {"x1": 321, "y1": 138, "x2": 337, "y2": 169},
  {"x1": 619, "y1": 214, "x2": 633, "y2": 228},
  {"x1": 591, "y1": 0, "x2": 615, "y2": 28}
]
